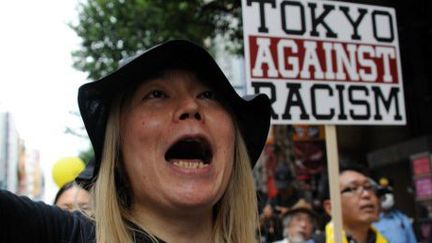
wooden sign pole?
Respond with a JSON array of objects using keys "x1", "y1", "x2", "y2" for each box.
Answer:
[{"x1": 325, "y1": 125, "x2": 343, "y2": 243}]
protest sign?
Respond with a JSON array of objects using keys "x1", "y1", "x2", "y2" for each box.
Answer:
[{"x1": 242, "y1": 0, "x2": 405, "y2": 125}]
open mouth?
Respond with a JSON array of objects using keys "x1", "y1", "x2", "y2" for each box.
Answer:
[{"x1": 165, "y1": 137, "x2": 213, "y2": 169}]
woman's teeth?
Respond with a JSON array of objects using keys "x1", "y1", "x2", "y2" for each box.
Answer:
[{"x1": 173, "y1": 161, "x2": 209, "y2": 169}]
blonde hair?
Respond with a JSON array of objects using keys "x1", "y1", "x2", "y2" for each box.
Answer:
[
  {"x1": 213, "y1": 129, "x2": 259, "y2": 242},
  {"x1": 91, "y1": 81, "x2": 259, "y2": 243},
  {"x1": 92, "y1": 100, "x2": 135, "y2": 242}
]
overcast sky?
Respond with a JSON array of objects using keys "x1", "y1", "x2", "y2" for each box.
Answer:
[{"x1": 0, "y1": 0, "x2": 89, "y2": 202}]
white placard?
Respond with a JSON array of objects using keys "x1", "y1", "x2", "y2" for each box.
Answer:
[{"x1": 242, "y1": 0, "x2": 406, "y2": 125}]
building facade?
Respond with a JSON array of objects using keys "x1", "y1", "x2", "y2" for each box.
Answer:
[{"x1": 0, "y1": 112, "x2": 19, "y2": 192}]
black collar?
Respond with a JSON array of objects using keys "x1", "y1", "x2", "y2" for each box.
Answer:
[
  {"x1": 346, "y1": 229, "x2": 376, "y2": 243},
  {"x1": 128, "y1": 221, "x2": 167, "y2": 243}
]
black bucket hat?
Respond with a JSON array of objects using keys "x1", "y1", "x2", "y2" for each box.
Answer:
[{"x1": 76, "y1": 40, "x2": 271, "y2": 186}]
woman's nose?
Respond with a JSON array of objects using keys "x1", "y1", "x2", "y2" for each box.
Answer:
[
  {"x1": 179, "y1": 111, "x2": 201, "y2": 120},
  {"x1": 176, "y1": 96, "x2": 202, "y2": 121}
]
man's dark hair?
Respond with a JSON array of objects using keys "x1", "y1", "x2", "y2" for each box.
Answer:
[{"x1": 317, "y1": 162, "x2": 370, "y2": 202}]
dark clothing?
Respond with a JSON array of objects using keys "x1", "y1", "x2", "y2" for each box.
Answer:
[
  {"x1": 271, "y1": 190, "x2": 301, "y2": 208},
  {"x1": 259, "y1": 215, "x2": 283, "y2": 243},
  {"x1": 312, "y1": 229, "x2": 378, "y2": 243},
  {"x1": 0, "y1": 190, "x2": 164, "y2": 243},
  {"x1": 270, "y1": 190, "x2": 301, "y2": 216}
]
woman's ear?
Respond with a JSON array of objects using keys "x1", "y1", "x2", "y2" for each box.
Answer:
[{"x1": 323, "y1": 199, "x2": 332, "y2": 216}]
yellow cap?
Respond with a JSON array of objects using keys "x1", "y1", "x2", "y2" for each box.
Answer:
[{"x1": 379, "y1": 177, "x2": 389, "y2": 187}]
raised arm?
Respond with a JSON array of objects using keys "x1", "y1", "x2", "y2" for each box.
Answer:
[{"x1": 0, "y1": 189, "x2": 94, "y2": 242}]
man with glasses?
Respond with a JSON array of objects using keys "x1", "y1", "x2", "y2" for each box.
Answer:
[{"x1": 311, "y1": 163, "x2": 388, "y2": 243}]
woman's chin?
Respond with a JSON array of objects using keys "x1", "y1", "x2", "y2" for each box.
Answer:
[{"x1": 166, "y1": 190, "x2": 221, "y2": 211}]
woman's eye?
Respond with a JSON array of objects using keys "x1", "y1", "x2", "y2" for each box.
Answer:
[
  {"x1": 199, "y1": 90, "x2": 216, "y2": 100},
  {"x1": 144, "y1": 90, "x2": 167, "y2": 99}
]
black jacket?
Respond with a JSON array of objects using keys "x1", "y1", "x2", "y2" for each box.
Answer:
[{"x1": 0, "y1": 190, "x2": 164, "y2": 243}]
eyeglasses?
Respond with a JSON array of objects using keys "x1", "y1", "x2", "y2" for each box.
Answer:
[{"x1": 340, "y1": 184, "x2": 377, "y2": 196}]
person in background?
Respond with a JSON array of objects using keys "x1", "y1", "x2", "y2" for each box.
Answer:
[
  {"x1": 312, "y1": 163, "x2": 388, "y2": 243},
  {"x1": 271, "y1": 164, "x2": 301, "y2": 216},
  {"x1": 273, "y1": 199, "x2": 316, "y2": 243},
  {"x1": 54, "y1": 181, "x2": 91, "y2": 214},
  {"x1": 373, "y1": 178, "x2": 417, "y2": 243},
  {"x1": 260, "y1": 203, "x2": 284, "y2": 243}
]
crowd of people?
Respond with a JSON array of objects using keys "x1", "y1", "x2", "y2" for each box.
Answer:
[{"x1": 258, "y1": 163, "x2": 418, "y2": 243}]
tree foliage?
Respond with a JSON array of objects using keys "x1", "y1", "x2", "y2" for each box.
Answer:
[
  {"x1": 79, "y1": 146, "x2": 95, "y2": 164},
  {"x1": 71, "y1": 0, "x2": 243, "y2": 81}
]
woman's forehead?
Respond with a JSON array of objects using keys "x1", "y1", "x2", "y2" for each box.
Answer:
[{"x1": 139, "y1": 69, "x2": 209, "y2": 88}]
